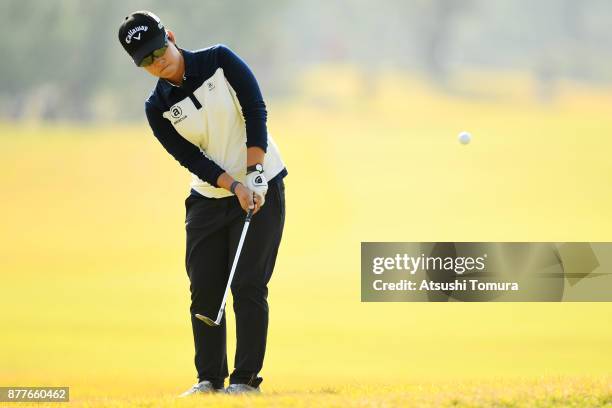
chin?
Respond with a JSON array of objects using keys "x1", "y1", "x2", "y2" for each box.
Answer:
[{"x1": 160, "y1": 65, "x2": 174, "y2": 78}]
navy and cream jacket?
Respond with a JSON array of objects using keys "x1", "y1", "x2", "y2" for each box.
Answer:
[{"x1": 145, "y1": 44, "x2": 287, "y2": 198}]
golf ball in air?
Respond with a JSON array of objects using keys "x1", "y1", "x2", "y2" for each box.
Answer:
[{"x1": 458, "y1": 131, "x2": 471, "y2": 144}]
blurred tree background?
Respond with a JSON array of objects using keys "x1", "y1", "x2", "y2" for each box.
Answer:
[{"x1": 0, "y1": 0, "x2": 611, "y2": 122}]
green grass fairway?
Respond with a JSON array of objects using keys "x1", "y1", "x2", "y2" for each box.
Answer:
[{"x1": 1, "y1": 72, "x2": 611, "y2": 407}]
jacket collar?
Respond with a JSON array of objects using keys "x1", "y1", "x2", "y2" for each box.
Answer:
[{"x1": 181, "y1": 47, "x2": 199, "y2": 78}]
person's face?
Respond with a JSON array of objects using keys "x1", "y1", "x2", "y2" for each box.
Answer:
[{"x1": 141, "y1": 30, "x2": 181, "y2": 79}]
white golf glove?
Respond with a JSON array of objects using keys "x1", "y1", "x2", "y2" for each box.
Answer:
[{"x1": 245, "y1": 163, "x2": 268, "y2": 206}]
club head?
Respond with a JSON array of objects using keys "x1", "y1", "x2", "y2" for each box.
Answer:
[{"x1": 195, "y1": 313, "x2": 219, "y2": 326}]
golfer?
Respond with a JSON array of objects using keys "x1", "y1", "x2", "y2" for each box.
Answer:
[{"x1": 118, "y1": 11, "x2": 287, "y2": 395}]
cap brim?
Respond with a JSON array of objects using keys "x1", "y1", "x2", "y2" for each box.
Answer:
[{"x1": 132, "y1": 31, "x2": 166, "y2": 66}]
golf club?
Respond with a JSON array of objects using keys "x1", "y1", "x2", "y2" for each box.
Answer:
[{"x1": 195, "y1": 208, "x2": 254, "y2": 326}]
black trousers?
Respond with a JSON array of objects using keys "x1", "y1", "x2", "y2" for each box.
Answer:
[{"x1": 184, "y1": 179, "x2": 285, "y2": 389}]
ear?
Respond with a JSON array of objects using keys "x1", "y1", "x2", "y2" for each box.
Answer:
[{"x1": 166, "y1": 29, "x2": 176, "y2": 44}]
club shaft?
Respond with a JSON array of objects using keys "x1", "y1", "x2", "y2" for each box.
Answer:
[{"x1": 214, "y1": 211, "x2": 253, "y2": 324}]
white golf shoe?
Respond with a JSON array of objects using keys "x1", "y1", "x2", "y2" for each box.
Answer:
[
  {"x1": 178, "y1": 380, "x2": 223, "y2": 397},
  {"x1": 225, "y1": 383, "x2": 261, "y2": 394}
]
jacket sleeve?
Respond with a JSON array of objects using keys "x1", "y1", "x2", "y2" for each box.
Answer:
[
  {"x1": 145, "y1": 100, "x2": 225, "y2": 187},
  {"x1": 216, "y1": 44, "x2": 268, "y2": 152}
]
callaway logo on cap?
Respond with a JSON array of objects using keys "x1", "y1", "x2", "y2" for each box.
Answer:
[
  {"x1": 125, "y1": 25, "x2": 148, "y2": 44},
  {"x1": 118, "y1": 10, "x2": 166, "y2": 66}
]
